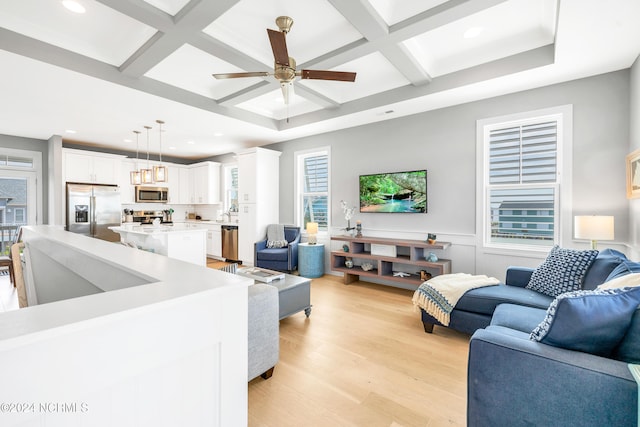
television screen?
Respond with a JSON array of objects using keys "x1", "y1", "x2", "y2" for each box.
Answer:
[{"x1": 359, "y1": 170, "x2": 427, "y2": 213}]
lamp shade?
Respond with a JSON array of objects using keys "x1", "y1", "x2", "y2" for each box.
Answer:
[
  {"x1": 306, "y1": 222, "x2": 318, "y2": 235},
  {"x1": 306, "y1": 222, "x2": 318, "y2": 244},
  {"x1": 574, "y1": 216, "x2": 614, "y2": 240}
]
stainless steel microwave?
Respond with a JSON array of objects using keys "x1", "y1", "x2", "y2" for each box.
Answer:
[{"x1": 135, "y1": 186, "x2": 168, "y2": 203}]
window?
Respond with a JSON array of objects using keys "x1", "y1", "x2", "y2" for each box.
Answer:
[
  {"x1": 478, "y1": 106, "x2": 572, "y2": 250},
  {"x1": 295, "y1": 148, "x2": 330, "y2": 233},
  {"x1": 223, "y1": 164, "x2": 238, "y2": 212},
  {"x1": 14, "y1": 207, "x2": 25, "y2": 223}
]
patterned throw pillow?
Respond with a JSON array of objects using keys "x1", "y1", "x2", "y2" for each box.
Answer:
[
  {"x1": 525, "y1": 246, "x2": 598, "y2": 297},
  {"x1": 530, "y1": 287, "x2": 640, "y2": 356},
  {"x1": 266, "y1": 239, "x2": 288, "y2": 248}
]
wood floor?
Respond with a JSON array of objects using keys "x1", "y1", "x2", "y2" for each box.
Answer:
[
  {"x1": 247, "y1": 274, "x2": 471, "y2": 427},
  {"x1": 0, "y1": 259, "x2": 471, "y2": 425}
]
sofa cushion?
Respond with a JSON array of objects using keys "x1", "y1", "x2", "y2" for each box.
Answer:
[
  {"x1": 455, "y1": 285, "x2": 554, "y2": 315},
  {"x1": 530, "y1": 287, "x2": 640, "y2": 357},
  {"x1": 606, "y1": 260, "x2": 640, "y2": 281},
  {"x1": 612, "y1": 308, "x2": 640, "y2": 364},
  {"x1": 491, "y1": 304, "x2": 547, "y2": 338},
  {"x1": 582, "y1": 248, "x2": 628, "y2": 290},
  {"x1": 490, "y1": 304, "x2": 547, "y2": 333},
  {"x1": 525, "y1": 246, "x2": 598, "y2": 297}
]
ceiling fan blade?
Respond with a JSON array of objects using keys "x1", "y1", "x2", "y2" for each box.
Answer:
[
  {"x1": 212, "y1": 72, "x2": 270, "y2": 79},
  {"x1": 267, "y1": 29, "x2": 290, "y2": 67},
  {"x1": 299, "y1": 70, "x2": 356, "y2": 82}
]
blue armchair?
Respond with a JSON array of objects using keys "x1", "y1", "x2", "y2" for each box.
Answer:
[{"x1": 254, "y1": 226, "x2": 300, "y2": 273}]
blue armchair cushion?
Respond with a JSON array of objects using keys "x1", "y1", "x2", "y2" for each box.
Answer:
[
  {"x1": 257, "y1": 248, "x2": 290, "y2": 262},
  {"x1": 606, "y1": 260, "x2": 640, "y2": 281},
  {"x1": 525, "y1": 246, "x2": 598, "y2": 297},
  {"x1": 530, "y1": 287, "x2": 640, "y2": 357}
]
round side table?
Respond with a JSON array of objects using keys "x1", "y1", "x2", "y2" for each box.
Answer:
[{"x1": 298, "y1": 243, "x2": 325, "y2": 278}]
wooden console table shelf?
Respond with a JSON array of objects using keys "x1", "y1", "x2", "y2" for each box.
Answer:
[{"x1": 330, "y1": 235, "x2": 451, "y2": 288}]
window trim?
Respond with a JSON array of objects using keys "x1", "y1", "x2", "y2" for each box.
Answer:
[
  {"x1": 0, "y1": 147, "x2": 43, "y2": 225},
  {"x1": 294, "y1": 146, "x2": 331, "y2": 236},
  {"x1": 476, "y1": 105, "x2": 573, "y2": 254}
]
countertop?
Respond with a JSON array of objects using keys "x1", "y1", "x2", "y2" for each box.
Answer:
[
  {"x1": 182, "y1": 219, "x2": 240, "y2": 227},
  {"x1": 110, "y1": 223, "x2": 208, "y2": 235}
]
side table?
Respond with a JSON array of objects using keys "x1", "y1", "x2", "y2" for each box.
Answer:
[{"x1": 298, "y1": 243, "x2": 325, "y2": 278}]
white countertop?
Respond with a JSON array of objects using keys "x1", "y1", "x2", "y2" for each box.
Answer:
[
  {"x1": 111, "y1": 223, "x2": 207, "y2": 235},
  {"x1": 183, "y1": 219, "x2": 239, "y2": 227}
]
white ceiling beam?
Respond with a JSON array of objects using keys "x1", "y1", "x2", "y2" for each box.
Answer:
[
  {"x1": 0, "y1": 27, "x2": 278, "y2": 131},
  {"x1": 279, "y1": 44, "x2": 555, "y2": 129},
  {"x1": 99, "y1": 0, "x2": 243, "y2": 77},
  {"x1": 326, "y1": 0, "x2": 431, "y2": 85}
]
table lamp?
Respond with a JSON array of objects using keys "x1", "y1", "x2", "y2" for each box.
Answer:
[
  {"x1": 574, "y1": 215, "x2": 614, "y2": 249},
  {"x1": 306, "y1": 222, "x2": 318, "y2": 245}
]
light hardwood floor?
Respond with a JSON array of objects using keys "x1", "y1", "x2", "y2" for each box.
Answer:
[{"x1": 247, "y1": 274, "x2": 470, "y2": 427}]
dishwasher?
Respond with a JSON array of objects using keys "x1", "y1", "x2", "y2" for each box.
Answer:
[{"x1": 221, "y1": 225, "x2": 238, "y2": 261}]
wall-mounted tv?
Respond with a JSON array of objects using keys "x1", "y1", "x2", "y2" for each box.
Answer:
[{"x1": 359, "y1": 170, "x2": 427, "y2": 213}]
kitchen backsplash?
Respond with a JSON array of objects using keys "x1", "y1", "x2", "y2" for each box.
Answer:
[{"x1": 121, "y1": 204, "x2": 231, "y2": 222}]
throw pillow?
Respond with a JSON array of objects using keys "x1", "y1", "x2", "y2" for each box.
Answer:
[
  {"x1": 266, "y1": 239, "x2": 288, "y2": 248},
  {"x1": 525, "y1": 246, "x2": 599, "y2": 297},
  {"x1": 597, "y1": 273, "x2": 640, "y2": 290},
  {"x1": 605, "y1": 260, "x2": 640, "y2": 282},
  {"x1": 530, "y1": 287, "x2": 640, "y2": 356}
]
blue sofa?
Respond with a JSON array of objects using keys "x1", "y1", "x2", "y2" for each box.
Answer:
[
  {"x1": 454, "y1": 249, "x2": 640, "y2": 426},
  {"x1": 420, "y1": 249, "x2": 627, "y2": 334}
]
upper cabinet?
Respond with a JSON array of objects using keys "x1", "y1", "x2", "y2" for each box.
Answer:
[
  {"x1": 190, "y1": 162, "x2": 221, "y2": 205},
  {"x1": 64, "y1": 149, "x2": 122, "y2": 185}
]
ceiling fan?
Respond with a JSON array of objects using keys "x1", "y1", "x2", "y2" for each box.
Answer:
[{"x1": 212, "y1": 16, "x2": 357, "y2": 104}]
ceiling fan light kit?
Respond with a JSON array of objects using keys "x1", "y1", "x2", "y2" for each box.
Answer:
[{"x1": 212, "y1": 16, "x2": 356, "y2": 104}]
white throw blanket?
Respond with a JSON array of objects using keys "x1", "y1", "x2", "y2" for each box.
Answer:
[
  {"x1": 266, "y1": 224, "x2": 288, "y2": 248},
  {"x1": 412, "y1": 273, "x2": 500, "y2": 326}
]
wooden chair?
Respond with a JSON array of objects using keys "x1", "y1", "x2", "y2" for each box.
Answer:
[{"x1": 0, "y1": 226, "x2": 22, "y2": 287}]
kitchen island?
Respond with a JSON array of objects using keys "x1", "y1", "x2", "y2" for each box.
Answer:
[{"x1": 110, "y1": 223, "x2": 207, "y2": 266}]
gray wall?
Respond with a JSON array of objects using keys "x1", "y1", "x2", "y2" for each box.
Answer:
[
  {"x1": 267, "y1": 70, "x2": 631, "y2": 279},
  {"x1": 0, "y1": 134, "x2": 49, "y2": 224},
  {"x1": 630, "y1": 56, "x2": 640, "y2": 259}
]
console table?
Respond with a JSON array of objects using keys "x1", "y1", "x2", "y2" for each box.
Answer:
[{"x1": 331, "y1": 235, "x2": 451, "y2": 288}]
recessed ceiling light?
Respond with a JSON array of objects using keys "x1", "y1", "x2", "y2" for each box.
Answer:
[
  {"x1": 169, "y1": 146, "x2": 176, "y2": 150},
  {"x1": 214, "y1": 132, "x2": 224, "y2": 137},
  {"x1": 123, "y1": 138, "x2": 132, "y2": 143},
  {"x1": 62, "y1": 1, "x2": 86, "y2": 14},
  {"x1": 464, "y1": 27, "x2": 483, "y2": 39},
  {"x1": 65, "y1": 129, "x2": 77, "y2": 134},
  {"x1": 187, "y1": 141, "x2": 195, "y2": 144}
]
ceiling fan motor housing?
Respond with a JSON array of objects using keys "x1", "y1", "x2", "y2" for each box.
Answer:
[{"x1": 275, "y1": 57, "x2": 296, "y2": 82}]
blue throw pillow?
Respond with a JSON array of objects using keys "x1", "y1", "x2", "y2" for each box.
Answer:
[
  {"x1": 530, "y1": 287, "x2": 640, "y2": 356},
  {"x1": 582, "y1": 248, "x2": 627, "y2": 290},
  {"x1": 526, "y1": 246, "x2": 599, "y2": 297},
  {"x1": 606, "y1": 260, "x2": 640, "y2": 282}
]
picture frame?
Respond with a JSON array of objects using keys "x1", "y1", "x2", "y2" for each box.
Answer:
[{"x1": 626, "y1": 148, "x2": 640, "y2": 199}]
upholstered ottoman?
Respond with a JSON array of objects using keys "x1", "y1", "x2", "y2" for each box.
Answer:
[{"x1": 268, "y1": 274, "x2": 312, "y2": 320}]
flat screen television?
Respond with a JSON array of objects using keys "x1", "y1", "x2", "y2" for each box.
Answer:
[{"x1": 359, "y1": 170, "x2": 427, "y2": 213}]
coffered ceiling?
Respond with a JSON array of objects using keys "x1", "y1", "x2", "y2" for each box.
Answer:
[{"x1": 0, "y1": 0, "x2": 639, "y2": 158}]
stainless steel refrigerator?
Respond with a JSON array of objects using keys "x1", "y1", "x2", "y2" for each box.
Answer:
[{"x1": 66, "y1": 183, "x2": 121, "y2": 242}]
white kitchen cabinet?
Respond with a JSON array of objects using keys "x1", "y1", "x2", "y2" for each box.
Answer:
[
  {"x1": 189, "y1": 162, "x2": 221, "y2": 204},
  {"x1": 64, "y1": 149, "x2": 122, "y2": 184},
  {"x1": 119, "y1": 159, "x2": 137, "y2": 204},
  {"x1": 167, "y1": 165, "x2": 185, "y2": 204},
  {"x1": 178, "y1": 167, "x2": 191, "y2": 204},
  {"x1": 206, "y1": 224, "x2": 222, "y2": 258},
  {"x1": 236, "y1": 147, "x2": 280, "y2": 265}
]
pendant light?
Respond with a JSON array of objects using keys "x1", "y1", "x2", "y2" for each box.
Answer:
[
  {"x1": 141, "y1": 125, "x2": 154, "y2": 184},
  {"x1": 153, "y1": 119, "x2": 167, "y2": 182},
  {"x1": 129, "y1": 130, "x2": 142, "y2": 185}
]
